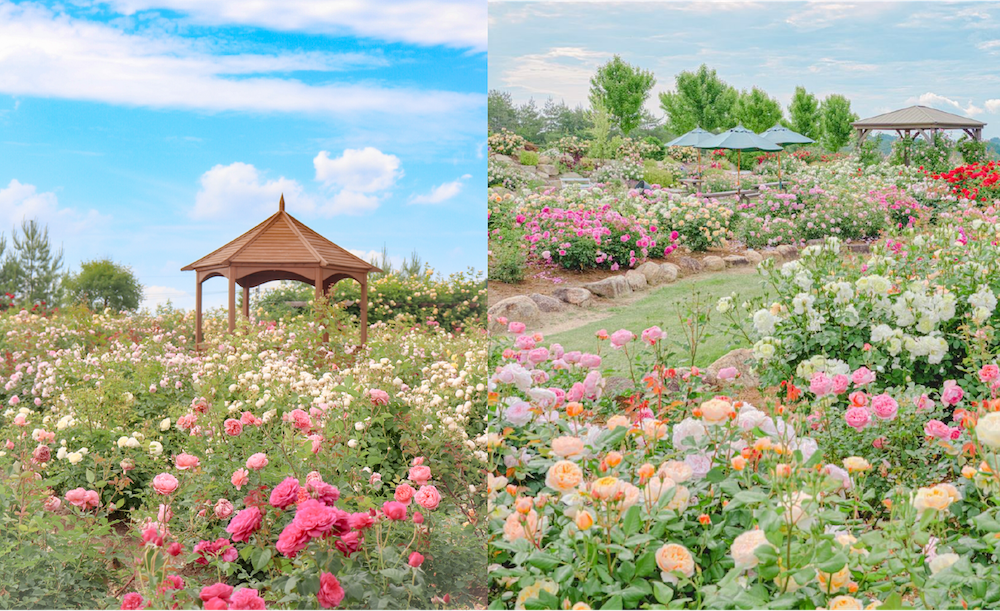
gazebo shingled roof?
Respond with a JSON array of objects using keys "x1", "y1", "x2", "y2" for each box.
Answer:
[
  {"x1": 182, "y1": 195, "x2": 382, "y2": 347},
  {"x1": 852, "y1": 105, "x2": 986, "y2": 164}
]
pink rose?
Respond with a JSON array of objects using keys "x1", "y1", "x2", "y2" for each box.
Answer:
[
  {"x1": 413, "y1": 511, "x2": 424, "y2": 524},
  {"x1": 872, "y1": 436, "x2": 887, "y2": 449},
  {"x1": 580, "y1": 354, "x2": 602, "y2": 369},
  {"x1": 809, "y1": 372, "x2": 834, "y2": 397},
  {"x1": 641, "y1": 326, "x2": 665, "y2": 346},
  {"x1": 831, "y1": 374, "x2": 850, "y2": 395},
  {"x1": 309, "y1": 480, "x2": 341, "y2": 506},
  {"x1": 335, "y1": 530, "x2": 364, "y2": 557},
  {"x1": 65, "y1": 487, "x2": 89, "y2": 508},
  {"x1": 408, "y1": 551, "x2": 425, "y2": 568},
  {"x1": 980, "y1": 364, "x2": 1000, "y2": 383},
  {"x1": 717, "y1": 367, "x2": 739, "y2": 382},
  {"x1": 871, "y1": 394, "x2": 899, "y2": 421},
  {"x1": 231, "y1": 468, "x2": 250, "y2": 490},
  {"x1": 32, "y1": 445, "x2": 50, "y2": 464},
  {"x1": 229, "y1": 588, "x2": 267, "y2": 610},
  {"x1": 609, "y1": 329, "x2": 635, "y2": 349},
  {"x1": 394, "y1": 483, "x2": 415, "y2": 505},
  {"x1": 924, "y1": 419, "x2": 951, "y2": 439},
  {"x1": 226, "y1": 506, "x2": 263, "y2": 543},
  {"x1": 507, "y1": 321, "x2": 526, "y2": 334},
  {"x1": 276, "y1": 522, "x2": 311, "y2": 558},
  {"x1": 844, "y1": 407, "x2": 871, "y2": 431},
  {"x1": 246, "y1": 453, "x2": 268, "y2": 471},
  {"x1": 175, "y1": 453, "x2": 200, "y2": 470},
  {"x1": 408, "y1": 465, "x2": 432, "y2": 486},
  {"x1": 914, "y1": 394, "x2": 935, "y2": 412},
  {"x1": 294, "y1": 499, "x2": 350, "y2": 538},
  {"x1": 214, "y1": 499, "x2": 234, "y2": 519},
  {"x1": 44, "y1": 495, "x2": 61, "y2": 511},
  {"x1": 317, "y1": 572, "x2": 345, "y2": 609},
  {"x1": 200, "y1": 583, "x2": 234, "y2": 605},
  {"x1": 350, "y1": 512, "x2": 375, "y2": 530},
  {"x1": 224, "y1": 419, "x2": 243, "y2": 437},
  {"x1": 382, "y1": 500, "x2": 407, "y2": 521},
  {"x1": 270, "y1": 477, "x2": 301, "y2": 510},
  {"x1": 941, "y1": 380, "x2": 964, "y2": 406},
  {"x1": 152, "y1": 473, "x2": 179, "y2": 495},
  {"x1": 368, "y1": 389, "x2": 390, "y2": 406},
  {"x1": 851, "y1": 367, "x2": 876, "y2": 387},
  {"x1": 527, "y1": 348, "x2": 550, "y2": 364},
  {"x1": 848, "y1": 391, "x2": 868, "y2": 407},
  {"x1": 120, "y1": 592, "x2": 145, "y2": 610},
  {"x1": 414, "y1": 485, "x2": 441, "y2": 511},
  {"x1": 204, "y1": 598, "x2": 228, "y2": 610}
]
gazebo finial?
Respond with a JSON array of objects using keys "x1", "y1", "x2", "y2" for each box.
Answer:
[{"x1": 279, "y1": 194, "x2": 285, "y2": 212}]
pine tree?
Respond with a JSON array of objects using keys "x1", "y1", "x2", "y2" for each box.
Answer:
[{"x1": 11, "y1": 219, "x2": 64, "y2": 306}]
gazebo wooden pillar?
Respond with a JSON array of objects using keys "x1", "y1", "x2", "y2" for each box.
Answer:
[{"x1": 182, "y1": 195, "x2": 382, "y2": 349}]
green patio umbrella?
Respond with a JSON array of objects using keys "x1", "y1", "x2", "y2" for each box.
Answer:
[
  {"x1": 694, "y1": 124, "x2": 782, "y2": 191},
  {"x1": 665, "y1": 127, "x2": 714, "y2": 177},
  {"x1": 759, "y1": 124, "x2": 814, "y2": 188}
]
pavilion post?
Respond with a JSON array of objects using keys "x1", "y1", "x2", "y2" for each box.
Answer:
[
  {"x1": 360, "y1": 280, "x2": 368, "y2": 346},
  {"x1": 228, "y1": 271, "x2": 236, "y2": 333},
  {"x1": 242, "y1": 285, "x2": 250, "y2": 320},
  {"x1": 195, "y1": 277, "x2": 203, "y2": 348}
]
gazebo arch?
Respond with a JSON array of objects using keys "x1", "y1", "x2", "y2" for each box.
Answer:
[
  {"x1": 181, "y1": 195, "x2": 382, "y2": 348},
  {"x1": 852, "y1": 105, "x2": 986, "y2": 165}
]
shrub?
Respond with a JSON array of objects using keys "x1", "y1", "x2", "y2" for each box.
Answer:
[
  {"x1": 643, "y1": 162, "x2": 675, "y2": 188},
  {"x1": 487, "y1": 129, "x2": 525, "y2": 156},
  {"x1": 488, "y1": 156, "x2": 530, "y2": 190},
  {"x1": 518, "y1": 150, "x2": 539, "y2": 166},
  {"x1": 592, "y1": 156, "x2": 643, "y2": 184},
  {"x1": 647, "y1": 194, "x2": 733, "y2": 252}
]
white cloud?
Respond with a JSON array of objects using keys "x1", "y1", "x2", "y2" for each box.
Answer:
[
  {"x1": 101, "y1": 0, "x2": 486, "y2": 50},
  {"x1": 501, "y1": 46, "x2": 607, "y2": 107},
  {"x1": 349, "y1": 249, "x2": 404, "y2": 270},
  {"x1": 324, "y1": 191, "x2": 381, "y2": 216},
  {"x1": 192, "y1": 162, "x2": 311, "y2": 220},
  {"x1": 909, "y1": 92, "x2": 984, "y2": 116},
  {"x1": 979, "y1": 40, "x2": 1000, "y2": 53},
  {"x1": 0, "y1": 1, "x2": 482, "y2": 116},
  {"x1": 987, "y1": 99, "x2": 1000, "y2": 114},
  {"x1": 410, "y1": 174, "x2": 471, "y2": 205},
  {"x1": 142, "y1": 285, "x2": 190, "y2": 310},
  {"x1": 0, "y1": 179, "x2": 105, "y2": 235},
  {"x1": 807, "y1": 58, "x2": 877, "y2": 74},
  {"x1": 313, "y1": 148, "x2": 402, "y2": 192}
]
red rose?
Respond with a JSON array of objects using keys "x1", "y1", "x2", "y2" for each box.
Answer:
[{"x1": 316, "y1": 573, "x2": 345, "y2": 609}]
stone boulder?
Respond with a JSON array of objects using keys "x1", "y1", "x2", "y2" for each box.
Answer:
[
  {"x1": 487, "y1": 296, "x2": 540, "y2": 332},
  {"x1": 552, "y1": 287, "x2": 593, "y2": 307},
  {"x1": 528, "y1": 293, "x2": 565, "y2": 313},
  {"x1": 776, "y1": 245, "x2": 798, "y2": 259},
  {"x1": 723, "y1": 255, "x2": 750, "y2": 268},
  {"x1": 676, "y1": 257, "x2": 703, "y2": 275},
  {"x1": 636, "y1": 261, "x2": 665, "y2": 286},
  {"x1": 584, "y1": 275, "x2": 632, "y2": 299},
  {"x1": 707, "y1": 348, "x2": 758, "y2": 388},
  {"x1": 492, "y1": 154, "x2": 513, "y2": 164},
  {"x1": 659, "y1": 263, "x2": 680, "y2": 283},
  {"x1": 537, "y1": 164, "x2": 558, "y2": 177},
  {"x1": 702, "y1": 256, "x2": 726, "y2": 272},
  {"x1": 744, "y1": 250, "x2": 764, "y2": 265},
  {"x1": 625, "y1": 270, "x2": 648, "y2": 291}
]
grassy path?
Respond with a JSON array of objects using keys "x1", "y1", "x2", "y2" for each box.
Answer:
[{"x1": 546, "y1": 269, "x2": 769, "y2": 375}]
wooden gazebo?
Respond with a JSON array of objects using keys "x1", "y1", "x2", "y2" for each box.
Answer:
[
  {"x1": 182, "y1": 195, "x2": 382, "y2": 347},
  {"x1": 853, "y1": 105, "x2": 986, "y2": 164}
]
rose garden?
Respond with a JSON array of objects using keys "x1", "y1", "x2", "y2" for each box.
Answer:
[{"x1": 487, "y1": 66, "x2": 1000, "y2": 609}]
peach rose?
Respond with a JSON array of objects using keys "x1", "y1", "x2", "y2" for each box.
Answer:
[
  {"x1": 828, "y1": 595, "x2": 863, "y2": 610},
  {"x1": 551, "y1": 436, "x2": 585, "y2": 458},
  {"x1": 730, "y1": 529, "x2": 772, "y2": 569},
  {"x1": 589, "y1": 476, "x2": 622, "y2": 502},
  {"x1": 175, "y1": 453, "x2": 200, "y2": 470},
  {"x1": 231, "y1": 468, "x2": 249, "y2": 490},
  {"x1": 699, "y1": 399, "x2": 732, "y2": 425},
  {"x1": 152, "y1": 473, "x2": 179, "y2": 495},
  {"x1": 246, "y1": 453, "x2": 268, "y2": 471},
  {"x1": 817, "y1": 565, "x2": 850, "y2": 592},
  {"x1": 408, "y1": 465, "x2": 432, "y2": 486},
  {"x1": 655, "y1": 543, "x2": 695, "y2": 582},
  {"x1": 545, "y1": 460, "x2": 583, "y2": 493}
]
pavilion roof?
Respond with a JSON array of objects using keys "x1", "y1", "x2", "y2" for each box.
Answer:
[
  {"x1": 181, "y1": 195, "x2": 382, "y2": 273},
  {"x1": 852, "y1": 105, "x2": 986, "y2": 130}
]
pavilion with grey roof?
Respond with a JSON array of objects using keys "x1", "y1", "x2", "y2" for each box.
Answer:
[{"x1": 852, "y1": 105, "x2": 986, "y2": 164}]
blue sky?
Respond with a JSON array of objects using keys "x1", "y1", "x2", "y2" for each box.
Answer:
[
  {"x1": 489, "y1": 1, "x2": 1000, "y2": 139},
  {"x1": 0, "y1": 0, "x2": 485, "y2": 310}
]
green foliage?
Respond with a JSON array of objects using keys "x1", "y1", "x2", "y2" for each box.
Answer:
[
  {"x1": 518, "y1": 150, "x2": 539, "y2": 166},
  {"x1": 488, "y1": 229, "x2": 526, "y2": 284},
  {"x1": 891, "y1": 133, "x2": 954, "y2": 172},
  {"x1": 735, "y1": 86, "x2": 783, "y2": 134},
  {"x1": 588, "y1": 55, "x2": 656, "y2": 135},
  {"x1": 642, "y1": 161, "x2": 675, "y2": 187},
  {"x1": 787, "y1": 86, "x2": 821, "y2": 140},
  {"x1": 488, "y1": 89, "x2": 518, "y2": 134},
  {"x1": 658, "y1": 64, "x2": 738, "y2": 134},
  {"x1": 820, "y1": 94, "x2": 858, "y2": 152},
  {"x1": 857, "y1": 134, "x2": 884, "y2": 166},
  {"x1": 587, "y1": 102, "x2": 615, "y2": 160},
  {"x1": 1, "y1": 219, "x2": 64, "y2": 307},
  {"x1": 956, "y1": 135, "x2": 989, "y2": 164},
  {"x1": 64, "y1": 258, "x2": 143, "y2": 312}
]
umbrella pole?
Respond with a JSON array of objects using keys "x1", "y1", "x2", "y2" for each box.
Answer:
[
  {"x1": 778, "y1": 152, "x2": 783, "y2": 190},
  {"x1": 737, "y1": 149, "x2": 741, "y2": 192}
]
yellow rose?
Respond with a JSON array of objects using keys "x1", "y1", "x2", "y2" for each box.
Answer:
[
  {"x1": 842, "y1": 456, "x2": 871, "y2": 473},
  {"x1": 655, "y1": 543, "x2": 695, "y2": 582},
  {"x1": 828, "y1": 595, "x2": 864, "y2": 610},
  {"x1": 606, "y1": 415, "x2": 630, "y2": 430},
  {"x1": 515, "y1": 580, "x2": 558, "y2": 610},
  {"x1": 912, "y1": 483, "x2": 960, "y2": 514},
  {"x1": 551, "y1": 436, "x2": 585, "y2": 458},
  {"x1": 574, "y1": 509, "x2": 595, "y2": 531},
  {"x1": 545, "y1": 460, "x2": 583, "y2": 493},
  {"x1": 817, "y1": 565, "x2": 850, "y2": 592}
]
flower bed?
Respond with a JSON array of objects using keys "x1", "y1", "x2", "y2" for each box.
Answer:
[{"x1": 0, "y1": 306, "x2": 487, "y2": 609}]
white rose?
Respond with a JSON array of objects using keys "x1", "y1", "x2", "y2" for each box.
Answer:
[
  {"x1": 928, "y1": 552, "x2": 960, "y2": 575},
  {"x1": 159, "y1": 418, "x2": 171, "y2": 431},
  {"x1": 976, "y1": 412, "x2": 1000, "y2": 449},
  {"x1": 148, "y1": 441, "x2": 163, "y2": 456},
  {"x1": 348, "y1": 439, "x2": 358, "y2": 448},
  {"x1": 67, "y1": 452, "x2": 83, "y2": 465},
  {"x1": 731, "y1": 530, "x2": 772, "y2": 569}
]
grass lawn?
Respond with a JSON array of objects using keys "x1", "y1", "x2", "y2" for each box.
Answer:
[{"x1": 547, "y1": 269, "x2": 770, "y2": 375}]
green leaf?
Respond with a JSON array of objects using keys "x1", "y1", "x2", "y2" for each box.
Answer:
[
  {"x1": 85, "y1": 469, "x2": 95, "y2": 484},
  {"x1": 527, "y1": 552, "x2": 561, "y2": 571},
  {"x1": 622, "y1": 505, "x2": 641, "y2": 537},
  {"x1": 284, "y1": 576, "x2": 298, "y2": 594},
  {"x1": 653, "y1": 582, "x2": 674, "y2": 605},
  {"x1": 252, "y1": 548, "x2": 272, "y2": 571},
  {"x1": 816, "y1": 552, "x2": 848, "y2": 574},
  {"x1": 553, "y1": 565, "x2": 574, "y2": 585},
  {"x1": 635, "y1": 551, "x2": 658, "y2": 577},
  {"x1": 705, "y1": 467, "x2": 726, "y2": 483},
  {"x1": 600, "y1": 595, "x2": 623, "y2": 610}
]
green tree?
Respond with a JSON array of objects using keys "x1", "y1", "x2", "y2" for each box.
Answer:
[
  {"x1": 658, "y1": 64, "x2": 738, "y2": 134},
  {"x1": 588, "y1": 102, "x2": 614, "y2": 160},
  {"x1": 820, "y1": 94, "x2": 858, "y2": 152},
  {"x1": 735, "y1": 87, "x2": 783, "y2": 133},
  {"x1": 488, "y1": 89, "x2": 518, "y2": 134},
  {"x1": 11, "y1": 219, "x2": 63, "y2": 306},
  {"x1": 788, "y1": 86, "x2": 821, "y2": 140},
  {"x1": 513, "y1": 98, "x2": 545, "y2": 143},
  {"x1": 589, "y1": 55, "x2": 656, "y2": 135},
  {"x1": 542, "y1": 99, "x2": 592, "y2": 141},
  {"x1": 63, "y1": 258, "x2": 143, "y2": 312}
]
